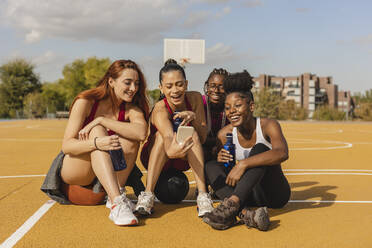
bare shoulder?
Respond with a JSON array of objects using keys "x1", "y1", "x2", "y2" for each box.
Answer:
[
  {"x1": 260, "y1": 118, "x2": 283, "y2": 136},
  {"x1": 217, "y1": 124, "x2": 233, "y2": 142},
  {"x1": 70, "y1": 98, "x2": 94, "y2": 117},
  {"x1": 186, "y1": 91, "x2": 203, "y2": 101},
  {"x1": 126, "y1": 102, "x2": 143, "y2": 114},
  {"x1": 151, "y1": 99, "x2": 170, "y2": 122},
  {"x1": 126, "y1": 103, "x2": 145, "y2": 118},
  {"x1": 153, "y1": 99, "x2": 167, "y2": 113}
]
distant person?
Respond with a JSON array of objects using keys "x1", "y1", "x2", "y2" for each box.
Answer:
[
  {"x1": 203, "y1": 71, "x2": 291, "y2": 231},
  {"x1": 136, "y1": 59, "x2": 214, "y2": 217},
  {"x1": 41, "y1": 60, "x2": 149, "y2": 226},
  {"x1": 202, "y1": 68, "x2": 230, "y2": 163}
]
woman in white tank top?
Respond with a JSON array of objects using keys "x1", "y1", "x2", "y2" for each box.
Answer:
[{"x1": 203, "y1": 71, "x2": 290, "y2": 232}]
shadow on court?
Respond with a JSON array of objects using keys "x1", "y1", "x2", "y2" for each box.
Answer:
[{"x1": 270, "y1": 181, "x2": 337, "y2": 218}]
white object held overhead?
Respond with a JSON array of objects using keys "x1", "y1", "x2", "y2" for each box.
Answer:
[{"x1": 164, "y1": 38, "x2": 205, "y2": 66}]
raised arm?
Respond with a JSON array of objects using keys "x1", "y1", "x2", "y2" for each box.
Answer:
[
  {"x1": 98, "y1": 104, "x2": 147, "y2": 141},
  {"x1": 189, "y1": 91, "x2": 208, "y2": 144},
  {"x1": 238, "y1": 119, "x2": 289, "y2": 169},
  {"x1": 153, "y1": 102, "x2": 193, "y2": 159},
  {"x1": 62, "y1": 99, "x2": 97, "y2": 155},
  {"x1": 77, "y1": 103, "x2": 147, "y2": 142}
]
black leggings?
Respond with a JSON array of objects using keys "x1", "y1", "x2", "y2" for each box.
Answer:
[{"x1": 205, "y1": 143, "x2": 291, "y2": 209}]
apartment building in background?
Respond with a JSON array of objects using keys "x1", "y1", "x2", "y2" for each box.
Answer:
[{"x1": 252, "y1": 73, "x2": 354, "y2": 117}]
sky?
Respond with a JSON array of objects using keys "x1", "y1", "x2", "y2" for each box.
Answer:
[{"x1": 0, "y1": 0, "x2": 371, "y2": 94}]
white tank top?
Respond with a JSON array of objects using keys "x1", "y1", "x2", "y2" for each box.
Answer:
[{"x1": 232, "y1": 118, "x2": 272, "y2": 161}]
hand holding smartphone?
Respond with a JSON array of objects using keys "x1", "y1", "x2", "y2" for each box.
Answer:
[{"x1": 176, "y1": 126, "x2": 194, "y2": 144}]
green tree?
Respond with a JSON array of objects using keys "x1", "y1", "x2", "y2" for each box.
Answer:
[
  {"x1": 147, "y1": 89, "x2": 161, "y2": 107},
  {"x1": 253, "y1": 88, "x2": 283, "y2": 119},
  {"x1": 23, "y1": 92, "x2": 46, "y2": 118},
  {"x1": 84, "y1": 57, "x2": 111, "y2": 89},
  {"x1": 41, "y1": 82, "x2": 66, "y2": 113},
  {"x1": 58, "y1": 57, "x2": 111, "y2": 108},
  {"x1": 0, "y1": 58, "x2": 41, "y2": 117},
  {"x1": 312, "y1": 105, "x2": 346, "y2": 121}
]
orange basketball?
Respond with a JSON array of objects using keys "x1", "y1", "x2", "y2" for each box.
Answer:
[{"x1": 62, "y1": 183, "x2": 107, "y2": 206}]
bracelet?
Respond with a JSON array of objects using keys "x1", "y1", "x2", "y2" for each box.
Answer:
[{"x1": 94, "y1": 137, "x2": 100, "y2": 151}]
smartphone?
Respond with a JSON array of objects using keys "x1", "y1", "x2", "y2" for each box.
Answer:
[{"x1": 176, "y1": 126, "x2": 194, "y2": 144}]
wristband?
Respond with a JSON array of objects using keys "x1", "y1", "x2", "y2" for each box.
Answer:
[{"x1": 94, "y1": 137, "x2": 101, "y2": 151}]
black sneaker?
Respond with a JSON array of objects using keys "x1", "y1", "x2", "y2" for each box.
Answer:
[
  {"x1": 202, "y1": 198, "x2": 239, "y2": 230},
  {"x1": 239, "y1": 207, "x2": 270, "y2": 231}
]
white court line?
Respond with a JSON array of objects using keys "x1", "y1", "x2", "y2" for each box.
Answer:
[
  {"x1": 285, "y1": 173, "x2": 372, "y2": 176},
  {"x1": 289, "y1": 200, "x2": 372, "y2": 204},
  {"x1": 180, "y1": 200, "x2": 372, "y2": 204},
  {"x1": 0, "y1": 138, "x2": 60, "y2": 142},
  {"x1": 283, "y1": 169, "x2": 372, "y2": 172},
  {"x1": 0, "y1": 200, "x2": 55, "y2": 248},
  {"x1": 3, "y1": 170, "x2": 372, "y2": 179},
  {"x1": 0, "y1": 175, "x2": 45, "y2": 179}
]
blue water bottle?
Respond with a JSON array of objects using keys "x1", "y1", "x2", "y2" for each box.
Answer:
[
  {"x1": 173, "y1": 111, "x2": 182, "y2": 132},
  {"x1": 223, "y1": 133, "x2": 236, "y2": 168},
  {"x1": 109, "y1": 149, "x2": 127, "y2": 171}
]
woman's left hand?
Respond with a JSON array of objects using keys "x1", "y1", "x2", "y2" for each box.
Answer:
[
  {"x1": 226, "y1": 163, "x2": 245, "y2": 187},
  {"x1": 173, "y1": 111, "x2": 196, "y2": 126},
  {"x1": 78, "y1": 117, "x2": 103, "y2": 140}
]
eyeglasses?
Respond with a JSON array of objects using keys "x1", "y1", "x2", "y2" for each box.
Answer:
[{"x1": 208, "y1": 84, "x2": 224, "y2": 91}]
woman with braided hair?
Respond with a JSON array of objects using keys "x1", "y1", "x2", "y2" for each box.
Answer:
[
  {"x1": 202, "y1": 68, "x2": 230, "y2": 163},
  {"x1": 203, "y1": 70, "x2": 291, "y2": 231}
]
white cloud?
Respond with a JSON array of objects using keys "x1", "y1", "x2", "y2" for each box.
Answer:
[
  {"x1": 190, "y1": 0, "x2": 230, "y2": 3},
  {"x1": 206, "y1": 42, "x2": 268, "y2": 64},
  {"x1": 216, "y1": 6, "x2": 231, "y2": 18},
  {"x1": 241, "y1": 0, "x2": 263, "y2": 8},
  {"x1": 3, "y1": 0, "x2": 184, "y2": 44},
  {"x1": 295, "y1": 8, "x2": 310, "y2": 13},
  {"x1": 206, "y1": 42, "x2": 236, "y2": 63},
  {"x1": 183, "y1": 11, "x2": 210, "y2": 28},
  {"x1": 354, "y1": 34, "x2": 372, "y2": 45},
  {"x1": 32, "y1": 51, "x2": 58, "y2": 66}
]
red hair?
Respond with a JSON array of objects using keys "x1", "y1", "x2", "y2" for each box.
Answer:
[{"x1": 70, "y1": 60, "x2": 149, "y2": 120}]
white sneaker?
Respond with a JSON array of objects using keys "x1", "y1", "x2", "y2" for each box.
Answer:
[
  {"x1": 109, "y1": 196, "x2": 138, "y2": 226},
  {"x1": 106, "y1": 188, "x2": 135, "y2": 211},
  {"x1": 197, "y1": 192, "x2": 214, "y2": 217},
  {"x1": 134, "y1": 191, "x2": 155, "y2": 216}
]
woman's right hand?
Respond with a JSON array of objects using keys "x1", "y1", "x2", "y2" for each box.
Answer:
[
  {"x1": 217, "y1": 148, "x2": 233, "y2": 163},
  {"x1": 166, "y1": 133, "x2": 194, "y2": 159},
  {"x1": 94, "y1": 135, "x2": 122, "y2": 151}
]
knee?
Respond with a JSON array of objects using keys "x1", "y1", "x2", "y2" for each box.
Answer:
[
  {"x1": 205, "y1": 160, "x2": 221, "y2": 173},
  {"x1": 249, "y1": 143, "x2": 271, "y2": 156},
  {"x1": 121, "y1": 138, "x2": 140, "y2": 155},
  {"x1": 89, "y1": 125, "x2": 108, "y2": 138}
]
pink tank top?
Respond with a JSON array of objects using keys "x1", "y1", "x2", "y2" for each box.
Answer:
[{"x1": 82, "y1": 101, "x2": 127, "y2": 135}]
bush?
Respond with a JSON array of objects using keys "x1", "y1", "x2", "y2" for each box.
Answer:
[
  {"x1": 279, "y1": 100, "x2": 308, "y2": 120},
  {"x1": 253, "y1": 88, "x2": 283, "y2": 119},
  {"x1": 354, "y1": 102, "x2": 372, "y2": 121},
  {"x1": 312, "y1": 105, "x2": 346, "y2": 121}
]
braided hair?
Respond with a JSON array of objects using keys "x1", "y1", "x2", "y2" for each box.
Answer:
[
  {"x1": 203, "y1": 68, "x2": 229, "y2": 94},
  {"x1": 223, "y1": 70, "x2": 255, "y2": 102}
]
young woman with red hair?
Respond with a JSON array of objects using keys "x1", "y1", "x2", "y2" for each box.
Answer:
[{"x1": 42, "y1": 60, "x2": 149, "y2": 226}]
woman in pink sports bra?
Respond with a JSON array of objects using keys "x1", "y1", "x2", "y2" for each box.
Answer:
[
  {"x1": 59, "y1": 60, "x2": 149, "y2": 226},
  {"x1": 135, "y1": 59, "x2": 214, "y2": 218},
  {"x1": 202, "y1": 68, "x2": 229, "y2": 163}
]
